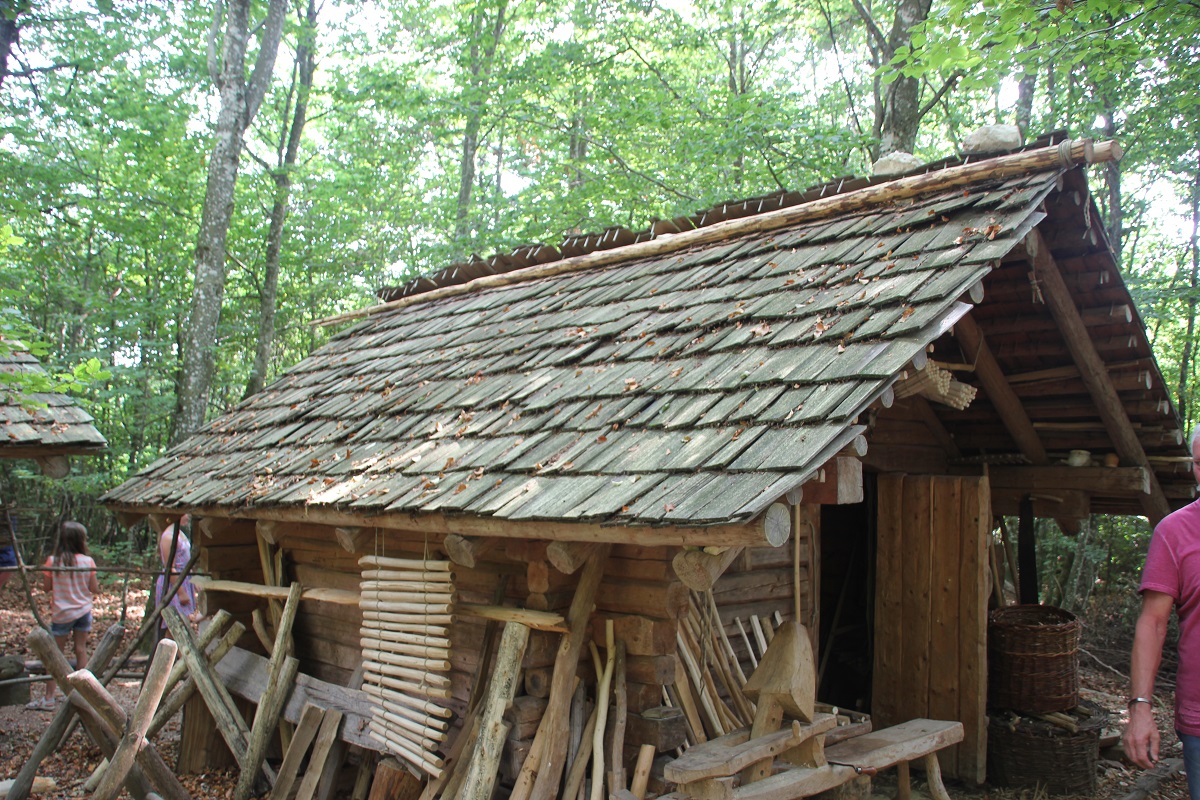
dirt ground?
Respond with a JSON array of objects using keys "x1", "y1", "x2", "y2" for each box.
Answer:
[{"x1": 0, "y1": 577, "x2": 1190, "y2": 799}]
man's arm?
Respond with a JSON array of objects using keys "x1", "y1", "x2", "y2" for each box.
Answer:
[{"x1": 1123, "y1": 589, "x2": 1173, "y2": 769}]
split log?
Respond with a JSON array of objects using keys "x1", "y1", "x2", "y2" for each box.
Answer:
[
  {"x1": 366, "y1": 758, "x2": 421, "y2": 800},
  {"x1": 294, "y1": 710, "x2": 344, "y2": 800},
  {"x1": 610, "y1": 642, "x2": 628, "y2": 795},
  {"x1": 459, "y1": 622, "x2": 531, "y2": 800},
  {"x1": 270, "y1": 704, "x2": 324, "y2": 800}
]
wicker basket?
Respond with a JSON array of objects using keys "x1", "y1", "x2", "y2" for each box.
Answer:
[
  {"x1": 988, "y1": 604, "x2": 1081, "y2": 713},
  {"x1": 987, "y1": 703, "x2": 1106, "y2": 794}
]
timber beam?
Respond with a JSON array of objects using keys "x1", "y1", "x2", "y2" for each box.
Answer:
[
  {"x1": 1025, "y1": 230, "x2": 1172, "y2": 524},
  {"x1": 954, "y1": 314, "x2": 1049, "y2": 465},
  {"x1": 988, "y1": 465, "x2": 1150, "y2": 496},
  {"x1": 104, "y1": 504, "x2": 795, "y2": 549},
  {"x1": 792, "y1": 457, "x2": 864, "y2": 506},
  {"x1": 991, "y1": 490, "x2": 1091, "y2": 520}
]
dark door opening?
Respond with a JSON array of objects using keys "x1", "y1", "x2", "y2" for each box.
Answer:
[{"x1": 816, "y1": 473, "x2": 876, "y2": 712}]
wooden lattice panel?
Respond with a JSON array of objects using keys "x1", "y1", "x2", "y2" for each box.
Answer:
[{"x1": 359, "y1": 554, "x2": 455, "y2": 777}]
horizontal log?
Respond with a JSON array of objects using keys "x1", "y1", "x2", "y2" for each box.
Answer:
[
  {"x1": 116, "y1": 505, "x2": 802, "y2": 548},
  {"x1": 194, "y1": 577, "x2": 359, "y2": 605},
  {"x1": 990, "y1": 489, "x2": 1091, "y2": 519},
  {"x1": 987, "y1": 465, "x2": 1150, "y2": 495}
]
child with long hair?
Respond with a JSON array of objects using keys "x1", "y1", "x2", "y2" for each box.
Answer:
[{"x1": 28, "y1": 521, "x2": 99, "y2": 710}]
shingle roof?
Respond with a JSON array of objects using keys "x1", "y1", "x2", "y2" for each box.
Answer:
[
  {"x1": 102, "y1": 162, "x2": 1065, "y2": 526},
  {"x1": 0, "y1": 351, "x2": 107, "y2": 455}
]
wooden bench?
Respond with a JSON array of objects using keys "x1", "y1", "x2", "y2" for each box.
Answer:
[{"x1": 663, "y1": 717, "x2": 963, "y2": 800}]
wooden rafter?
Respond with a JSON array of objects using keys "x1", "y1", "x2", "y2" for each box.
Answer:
[
  {"x1": 954, "y1": 314, "x2": 1049, "y2": 465},
  {"x1": 1025, "y1": 230, "x2": 1172, "y2": 524}
]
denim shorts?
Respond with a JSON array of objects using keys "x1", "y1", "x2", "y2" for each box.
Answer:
[{"x1": 50, "y1": 611, "x2": 92, "y2": 637}]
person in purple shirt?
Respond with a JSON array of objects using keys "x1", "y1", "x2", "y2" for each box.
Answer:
[{"x1": 1124, "y1": 429, "x2": 1200, "y2": 798}]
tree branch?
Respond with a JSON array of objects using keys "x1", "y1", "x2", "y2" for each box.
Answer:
[
  {"x1": 816, "y1": 0, "x2": 866, "y2": 138},
  {"x1": 849, "y1": 0, "x2": 889, "y2": 55},
  {"x1": 917, "y1": 70, "x2": 960, "y2": 120},
  {"x1": 245, "y1": 0, "x2": 288, "y2": 121}
]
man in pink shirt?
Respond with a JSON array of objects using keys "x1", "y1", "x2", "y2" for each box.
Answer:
[{"x1": 1124, "y1": 430, "x2": 1200, "y2": 798}]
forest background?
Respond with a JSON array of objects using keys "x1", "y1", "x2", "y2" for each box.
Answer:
[{"x1": 0, "y1": 0, "x2": 1197, "y2": 612}]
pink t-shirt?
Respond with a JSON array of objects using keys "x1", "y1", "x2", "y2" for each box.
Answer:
[
  {"x1": 1141, "y1": 499, "x2": 1200, "y2": 735},
  {"x1": 45, "y1": 554, "x2": 96, "y2": 624}
]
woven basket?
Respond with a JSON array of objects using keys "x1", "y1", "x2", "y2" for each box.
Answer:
[
  {"x1": 988, "y1": 604, "x2": 1081, "y2": 713},
  {"x1": 987, "y1": 703, "x2": 1105, "y2": 794}
]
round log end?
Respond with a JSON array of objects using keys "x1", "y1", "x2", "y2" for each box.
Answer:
[{"x1": 763, "y1": 502, "x2": 792, "y2": 548}]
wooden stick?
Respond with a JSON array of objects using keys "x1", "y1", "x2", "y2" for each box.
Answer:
[
  {"x1": 515, "y1": 544, "x2": 612, "y2": 800},
  {"x1": 366, "y1": 721, "x2": 445, "y2": 774},
  {"x1": 360, "y1": 680, "x2": 455, "y2": 717},
  {"x1": 561, "y1": 703, "x2": 600, "y2": 800},
  {"x1": 359, "y1": 569, "x2": 455, "y2": 583},
  {"x1": 252, "y1": 608, "x2": 275, "y2": 656},
  {"x1": 235, "y1": 583, "x2": 303, "y2": 800},
  {"x1": 670, "y1": 658, "x2": 707, "y2": 745},
  {"x1": 358, "y1": 599, "x2": 454, "y2": 614},
  {"x1": 609, "y1": 641, "x2": 628, "y2": 795},
  {"x1": 89, "y1": 639, "x2": 179, "y2": 800},
  {"x1": 735, "y1": 617, "x2": 758, "y2": 670},
  {"x1": 356, "y1": 630, "x2": 450, "y2": 656},
  {"x1": 66, "y1": 693, "x2": 155, "y2": 800},
  {"x1": 362, "y1": 609, "x2": 456, "y2": 626},
  {"x1": 459, "y1": 622, "x2": 531, "y2": 800},
  {"x1": 457, "y1": 603, "x2": 568, "y2": 632},
  {"x1": 359, "y1": 580, "x2": 456, "y2": 593},
  {"x1": 630, "y1": 744, "x2": 656, "y2": 799},
  {"x1": 357, "y1": 618, "x2": 450, "y2": 637},
  {"x1": 591, "y1": 623, "x2": 616, "y2": 800},
  {"x1": 360, "y1": 660, "x2": 453, "y2": 693},
  {"x1": 358, "y1": 645, "x2": 451, "y2": 672},
  {"x1": 6, "y1": 625, "x2": 124, "y2": 800},
  {"x1": 359, "y1": 554, "x2": 452, "y2": 571},
  {"x1": 150, "y1": 620, "x2": 245, "y2": 736}
]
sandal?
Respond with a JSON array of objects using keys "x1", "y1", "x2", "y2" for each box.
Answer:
[{"x1": 25, "y1": 696, "x2": 55, "y2": 710}]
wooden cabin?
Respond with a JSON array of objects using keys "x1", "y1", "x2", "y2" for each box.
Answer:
[
  {"x1": 102, "y1": 131, "x2": 1193, "y2": 796},
  {"x1": 0, "y1": 350, "x2": 107, "y2": 477}
]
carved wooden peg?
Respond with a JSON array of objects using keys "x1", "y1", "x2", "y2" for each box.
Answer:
[{"x1": 335, "y1": 526, "x2": 371, "y2": 553}]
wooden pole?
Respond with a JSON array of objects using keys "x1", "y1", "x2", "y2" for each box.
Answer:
[
  {"x1": 630, "y1": 744, "x2": 656, "y2": 799},
  {"x1": 315, "y1": 139, "x2": 1120, "y2": 328},
  {"x1": 590, "y1": 623, "x2": 616, "y2": 800},
  {"x1": 561, "y1": 704, "x2": 600, "y2": 800},
  {"x1": 609, "y1": 641, "x2": 628, "y2": 795},
  {"x1": 458, "y1": 622, "x2": 531, "y2": 800},
  {"x1": 88, "y1": 639, "x2": 179, "y2": 800},
  {"x1": 6, "y1": 510, "x2": 48, "y2": 631},
  {"x1": 513, "y1": 544, "x2": 611, "y2": 800},
  {"x1": 6, "y1": 624, "x2": 124, "y2": 800}
]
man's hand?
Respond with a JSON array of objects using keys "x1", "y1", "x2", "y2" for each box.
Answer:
[{"x1": 1123, "y1": 704, "x2": 1161, "y2": 769}]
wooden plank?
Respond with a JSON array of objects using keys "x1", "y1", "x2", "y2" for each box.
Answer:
[
  {"x1": 927, "y1": 477, "x2": 961, "y2": 779},
  {"x1": 899, "y1": 477, "x2": 932, "y2": 727},
  {"x1": 872, "y1": 475, "x2": 904, "y2": 728},
  {"x1": 294, "y1": 710, "x2": 344, "y2": 800},
  {"x1": 823, "y1": 719, "x2": 963, "y2": 768},
  {"x1": 270, "y1": 704, "x2": 325, "y2": 800},
  {"x1": 214, "y1": 647, "x2": 377, "y2": 750},
  {"x1": 957, "y1": 477, "x2": 989, "y2": 785},
  {"x1": 664, "y1": 715, "x2": 837, "y2": 783}
]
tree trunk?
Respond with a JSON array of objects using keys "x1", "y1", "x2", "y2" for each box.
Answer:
[
  {"x1": 1015, "y1": 69, "x2": 1036, "y2": 139},
  {"x1": 0, "y1": 0, "x2": 27, "y2": 91},
  {"x1": 173, "y1": 0, "x2": 287, "y2": 443},
  {"x1": 245, "y1": 0, "x2": 318, "y2": 400},
  {"x1": 453, "y1": 0, "x2": 507, "y2": 249},
  {"x1": 877, "y1": 0, "x2": 932, "y2": 157},
  {"x1": 1179, "y1": 163, "x2": 1200, "y2": 427}
]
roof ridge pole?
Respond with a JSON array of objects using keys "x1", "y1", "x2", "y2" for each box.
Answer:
[
  {"x1": 1024, "y1": 229, "x2": 1171, "y2": 524},
  {"x1": 315, "y1": 139, "x2": 1123, "y2": 328}
]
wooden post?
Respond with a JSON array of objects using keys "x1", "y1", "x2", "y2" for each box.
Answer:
[
  {"x1": 512, "y1": 544, "x2": 612, "y2": 800},
  {"x1": 459, "y1": 622, "x2": 531, "y2": 800},
  {"x1": 1018, "y1": 494, "x2": 1038, "y2": 604},
  {"x1": 6, "y1": 624, "x2": 124, "y2": 800},
  {"x1": 151, "y1": 619, "x2": 245, "y2": 736},
  {"x1": 271, "y1": 704, "x2": 325, "y2": 800},
  {"x1": 609, "y1": 641, "x2": 628, "y2": 794},
  {"x1": 672, "y1": 547, "x2": 745, "y2": 592},
  {"x1": 89, "y1": 639, "x2": 179, "y2": 800}
]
